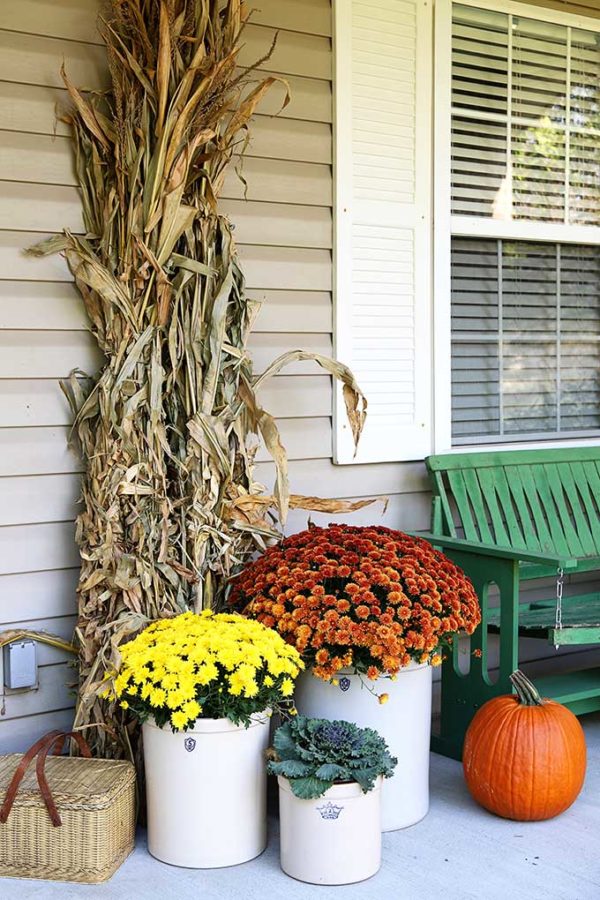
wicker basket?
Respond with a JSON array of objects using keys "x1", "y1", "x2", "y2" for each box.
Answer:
[{"x1": 0, "y1": 730, "x2": 136, "y2": 883}]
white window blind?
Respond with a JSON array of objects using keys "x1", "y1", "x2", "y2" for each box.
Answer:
[
  {"x1": 334, "y1": 0, "x2": 433, "y2": 464},
  {"x1": 445, "y1": 0, "x2": 600, "y2": 446},
  {"x1": 451, "y1": 238, "x2": 600, "y2": 442},
  {"x1": 451, "y1": 3, "x2": 600, "y2": 227}
]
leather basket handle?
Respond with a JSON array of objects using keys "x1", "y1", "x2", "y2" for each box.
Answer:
[
  {"x1": 0, "y1": 730, "x2": 63, "y2": 824},
  {"x1": 35, "y1": 731, "x2": 92, "y2": 827},
  {"x1": 0, "y1": 730, "x2": 92, "y2": 827}
]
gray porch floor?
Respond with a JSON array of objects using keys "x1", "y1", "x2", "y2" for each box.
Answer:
[{"x1": 3, "y1": 714, "x2": 600, "y2": 900}]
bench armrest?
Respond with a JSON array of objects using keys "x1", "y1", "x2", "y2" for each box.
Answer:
[{"x1": 410, "y1": 532, "x2": 578, "y2": 571}]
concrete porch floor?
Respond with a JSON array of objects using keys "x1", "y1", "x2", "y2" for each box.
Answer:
[{"x1": 3, "y1": 713, "x2": 600, "y2": 900}]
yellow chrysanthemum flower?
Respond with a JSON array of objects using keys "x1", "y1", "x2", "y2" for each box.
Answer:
[
  {"x1": 171, "y1": 711, "x2": 189, "y2": 729},
  {"x1": 280, "y1": 678, "x2": 294, "y2": 697},
  {"x1": 108, "y1": 610, "x2": 303, "y2": 728}
]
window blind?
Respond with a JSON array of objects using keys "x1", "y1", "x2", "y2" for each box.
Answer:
[
  {"x1": 451, "y1": 4, "x2": 600, "y2": 224},
  {"x1": 451, "y1": 237, "x2": 600, "y2": 442}
]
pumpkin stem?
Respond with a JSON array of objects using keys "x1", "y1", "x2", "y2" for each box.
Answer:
[{"x1": 510, "y1": 669, "x2": 544, "y2": 706}]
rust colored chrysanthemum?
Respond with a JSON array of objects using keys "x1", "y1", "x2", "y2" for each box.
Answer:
[{"x1": 230, "y1": 525, "x2": 481, "y2": 681}]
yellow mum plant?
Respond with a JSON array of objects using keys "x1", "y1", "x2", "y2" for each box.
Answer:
[{"x1": 103, "y1": 611, "x2": 303, "y2": 731}]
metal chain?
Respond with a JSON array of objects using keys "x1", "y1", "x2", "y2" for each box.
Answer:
[{"x1": 554, "y1": 567, "x2": 564, "y2": 650}]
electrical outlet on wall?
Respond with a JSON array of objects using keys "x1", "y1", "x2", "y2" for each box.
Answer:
[{"x1": 3, "y1": 641, "x2": 38, "y2": 691}]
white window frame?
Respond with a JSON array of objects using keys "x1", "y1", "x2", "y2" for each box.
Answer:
[{"x1": 433, "y1": 0, "x2": 600, "y2": 454}]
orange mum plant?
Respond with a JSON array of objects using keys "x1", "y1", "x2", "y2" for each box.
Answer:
[{"x1": 230, "y1": 525, "x2": 481, "y2": 681}]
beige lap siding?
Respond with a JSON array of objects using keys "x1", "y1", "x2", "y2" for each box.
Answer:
[{"x1": 0, "y1": 0, "x2": 595, "y2": 750}]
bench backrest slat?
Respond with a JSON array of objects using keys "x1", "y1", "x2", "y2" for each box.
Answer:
[
  {"x1": 571, "y1": 461, "x2": 600, "y2": 552},
  {"x1": 427, "y1": 448, "x2": 600, "y2": 559}
]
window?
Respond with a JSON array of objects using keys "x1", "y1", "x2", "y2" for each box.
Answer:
[{"x1": 446, "y1": 1, "x2": 600, "y2": 446}]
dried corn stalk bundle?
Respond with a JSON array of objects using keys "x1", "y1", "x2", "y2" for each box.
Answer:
[{"x1": 29, "y1": 0, "x2": 367, "y2": 759}]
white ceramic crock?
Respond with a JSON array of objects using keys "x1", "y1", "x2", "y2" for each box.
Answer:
[
  {"x1": 278, "y1": 775, "x2": 382, "y2": 885},
  {"x1": 294, "y1": 662, "x2": 432, "y2": 831},
  {"x1": 143, "y1": 712, "x2": 270, "y2": 868}
]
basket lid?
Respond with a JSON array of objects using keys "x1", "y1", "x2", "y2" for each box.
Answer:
[{"x1": 0, "y1": 754, "x2": 135, "y2": 811}]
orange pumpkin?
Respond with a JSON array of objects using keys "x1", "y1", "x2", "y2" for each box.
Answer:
[{"x1": 463, "y1": 670, "x2": 586, "y2": 821}]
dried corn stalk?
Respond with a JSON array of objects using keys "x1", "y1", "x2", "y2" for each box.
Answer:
[{"x1": 28, "y1": 0, "x2": 367, "y2": 759}]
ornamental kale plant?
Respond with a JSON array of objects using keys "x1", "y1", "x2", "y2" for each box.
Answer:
[{"x1": 267, "y1": 716, "x2": 397, "y2": 799}]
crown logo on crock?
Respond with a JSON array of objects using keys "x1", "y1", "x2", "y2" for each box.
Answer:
[{"x1": 317, "y1": 802, "x2": 344, "y2": 820}]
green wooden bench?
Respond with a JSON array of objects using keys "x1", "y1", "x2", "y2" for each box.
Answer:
[{"x1": 419, "y1": 447, "x2": 600, "y2": 760}]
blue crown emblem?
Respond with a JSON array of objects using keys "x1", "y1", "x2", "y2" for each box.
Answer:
[{"x1": 317, "y1": 801, "x2": 344, "y2": 820}]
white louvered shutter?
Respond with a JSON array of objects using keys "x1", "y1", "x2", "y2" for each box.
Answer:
[{"x1": 334, "y1": 0, "x2": 433, "y2": 464}]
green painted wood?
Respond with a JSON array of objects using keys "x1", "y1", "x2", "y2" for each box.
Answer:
[
  {"x1": 520, "y1": 463, "x2": 572, "y2": 557},
  {"x1": 534, "y1": 667, "x2": 600, "y2": 704},
  {"x1": 557, "y1": 464, "x2": 597, "y2": 556},
  {"x1": 486, "y1": 593, "x2": 600, "y2": 631},
  {"x1": 574, "y1": 460, "x2": 600, "y2": 553},
  {"x1": 512, "y1": 465, "x2": 556, "y2": 553},
  {"x1": 474, "y1": 468, "x2": 510, "y2": 546},
  {"x1": 549, "y1": 627, "x2": 600, "y2": 645},
  {"x1": 543, "y1": 463, "x2": 586, "y2": 558},
  {"x1": 481, "y1": 466, "x2": 526, "y2": 548},
  {"x1": 424, "y1": 446, "x2": 600, "y2": 760},
  {"x1": 504, "y1": 467, "x2": 542, "y2": 551},
  {"x1": 427, "y1": 445, "x2": 600, "y2": 472},
  {"x1": 447, "y1": 470, "x2": 479, "y2": 541},
  {"x1": 462, "y1": 468, "x2": 495, "y2": 543},
  {"x1": 431, "y1": 472, "x2": 456, "y2": 537},
  {"x1": 520, "y1": 555, "x2": 600, "y2": 580},
  {"x1": 416, "y1": 532, "x2": 578, "y2": 568}
]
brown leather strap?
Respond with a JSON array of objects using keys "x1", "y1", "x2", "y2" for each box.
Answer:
[
  {"x1": 0, "y1": 730, "x2": 63, "y2": 824},
  {"x1": 35, "y1": 732, "x2": 92, "y2": 827}
]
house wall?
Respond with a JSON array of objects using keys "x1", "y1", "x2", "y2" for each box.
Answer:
[{"x1": 0, "y1": 0, "x2": 597, "y2": 750}]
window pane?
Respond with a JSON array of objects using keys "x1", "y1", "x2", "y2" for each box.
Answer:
[
  {"x1": 570, "y1": 28, "x2": 600, "y2": 129},
  {"x1": 561, "y1": 244, "x2": 600, "y2": 334},
  {"x1": 452, "y1": 341, "x2": 500, "y2": 438},
  {"x1": 452, "y1": 118, "x2": 508, "y2": 218},
  {"x1": 451, "y1": 238, "x2": 499, "y2": 332},
  {"x1": 502, "y1": 242, "x2": 556, "y2": 332},
  {"x1": 512, "y1": 17, "x2": 567, "y2": 122},
  {"x1": 512, "y1": 123, "x2": 566, "y2": 221},
  {"x1": 452, "y1": 5, "x2": 508, "y2": 114},
  {"x1": 503, "y1": 340, "x2": 558, "y2": 434},
  {"x1": 570, "y1": 131, "x2": 600, "y2": 225},
  {"x1": 451, "y1": 4, "x2": 600, "y2": 228},
  {"x1": 451, "y1": 238, "x2": 600, "y2": 443},
  {"x1": 561, "y1": 342, "x2": 600, "y2": 431}
]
